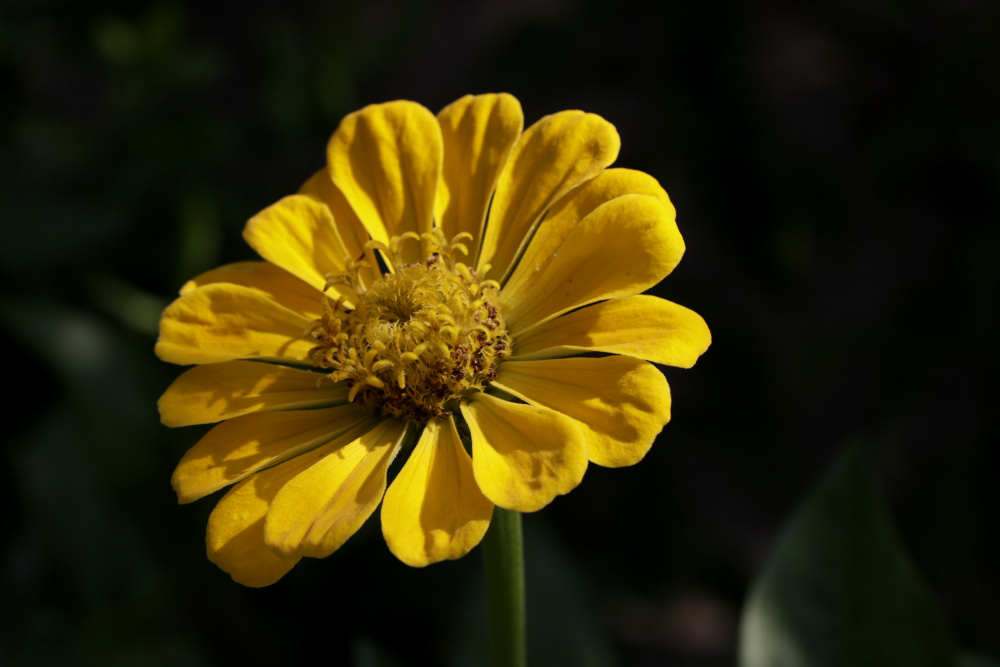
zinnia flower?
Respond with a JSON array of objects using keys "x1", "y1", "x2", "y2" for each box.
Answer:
[{"x1": 156, "y1": 93, "x2": 711, "y2": 586}]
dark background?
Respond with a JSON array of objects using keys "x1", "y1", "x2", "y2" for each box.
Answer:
[{"x1": 2, "y1": 0, "x2": 997, "y2": 665}]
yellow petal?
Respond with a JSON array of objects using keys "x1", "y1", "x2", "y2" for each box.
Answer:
[
  {"x1": 500, "y1": 194, "x2": 683, "y2": 335},
  {"x1": 155, "y1": 283, "x2": 315, "y2": 366},
  {"x1": 298, "y1": 167, "x2": 372, "y2": 262},
  {"x1": 158, "y1": 360, "x2": 348, "y2": 428},
  {"x1": 477, "y1": 110, "x2": 620, "y2": 281},
  {"x1": 206, "y1": 420, "x2": 380, "y2": 586},
  {"x1": 381, "y1": 416, "x2": 494, "y2": 567},
  {"x1": 180, "y1": 261, "x2": 323, "y2": 318},
  {"x1": 460, "y1": 393, "x2": 587, "y2": 512},
  {"x1": 491, "y1": 357, "x2": 671, "y2": 468},
  {"x1": 503, "y1": 168, "x2": 674, "y2": 311},
  {"x1": 205, "y1": 435, "x2": 349, "y2": 587},
  {"x1": 243, "y1": 194, "x2": 354, "y2": 293},
  {"x1": 172, "y1": 404, "x2": 375, "y2": 503},
  {"x1": 327, "y1": 101, "x2": 442, "y2": 266},
  {"x1": 435, "y1": 93, "x2": 523, "y2": 263},
  {"x1": 264, "y1": 418, "x2": 408, "y2": 559},
  {"x1": 512, "y1": 295, "x2": 711, "y2": 367},
  {"x1": 298, "y1": 168, "x2": 381, "y2": 291}
]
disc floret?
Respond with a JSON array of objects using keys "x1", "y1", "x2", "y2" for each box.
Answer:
[{"x1": 309, "y1": 229, "x2": 512, "y2": 422}]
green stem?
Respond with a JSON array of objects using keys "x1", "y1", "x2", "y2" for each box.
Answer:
[{"x1": 482, "y1": 507, "x2": 526, "y2": 667}]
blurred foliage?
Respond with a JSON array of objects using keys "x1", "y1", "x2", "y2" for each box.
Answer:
[
  {"x1": 739, "y1": 445, "x2": 957, "y2": 667},
  {"x1": 2, "y1": 0, "x2": 998, "y2": 665}
]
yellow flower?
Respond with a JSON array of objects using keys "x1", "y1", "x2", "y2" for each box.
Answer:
[{"x1": 156, "y1": 93, "x2": 711, "y2": 587}]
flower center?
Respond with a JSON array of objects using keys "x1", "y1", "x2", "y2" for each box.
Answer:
[{"x1": 308, "y1": 230, "x2": 512, "y2": 422}]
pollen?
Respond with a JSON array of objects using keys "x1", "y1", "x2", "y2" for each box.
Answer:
[{"x1": 308, "y1": 229, "x2": 513, "y2": 422}]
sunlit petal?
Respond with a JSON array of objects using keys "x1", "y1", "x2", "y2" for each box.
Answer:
[
  {"x1": 478, "y1": 110, "x2": 620, "y2": 281},
  {"x1": 492, "y1": 356, "x2": 671, "y2": 467},
  {"x1": 512, "y1": 295, "x2": 711, "y2": 367},
  {"x1": 159, "y1": 360, "x2": 347, "y2": 427},
  {"x1": 155, "y1": 283, "x2": 315, "y2": 366},
  {"x1": 172, "y1": 405, "x2": 375, "y2": 503},
  {"x1": 435, "y1": 93, "x2": 523, "y2": 264},
  {"x1": 461, "y1": 393, "x2": 587, "y2": 512},
  {"x1": 327, "y1": 101, "x2": 442, "y2": 266},
  {"x1": 381, "y1": 416, "x2": 493, "y2": 567},
  {"x1": 264, "y1": 418, "x2": 408, "y2": 559},
  {"x1": 500, "y1": 194, "x2": 684, "y2": 335}
]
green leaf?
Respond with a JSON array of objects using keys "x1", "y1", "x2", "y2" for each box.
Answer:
[{"x1": 738, "y1": 446, "x2": 958, "y2": 667}]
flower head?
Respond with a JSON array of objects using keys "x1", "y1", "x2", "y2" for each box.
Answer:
[{"x1": 157, "y1": 94, "x2": 711, "y2": 586}]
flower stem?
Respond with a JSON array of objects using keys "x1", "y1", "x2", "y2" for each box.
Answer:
[{"x1": 482, "y1": 507, "x2": 526, "y2": 667}]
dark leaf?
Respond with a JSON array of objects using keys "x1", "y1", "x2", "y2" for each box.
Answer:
[{"x1": 739, "y1": 446, "x2": 958, "y2": 667}]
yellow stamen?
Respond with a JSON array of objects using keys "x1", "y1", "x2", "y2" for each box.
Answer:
[{"x1": 307, "y1": 232, "x2": 513, "y2": 422}]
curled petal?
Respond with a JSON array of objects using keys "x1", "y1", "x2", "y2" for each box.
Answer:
[
  {"x1": 181, "y1": 261, "x2": 323, "y2": 318},
  {"x1": 492, "y1": 356, "x2": 671, "y2": 468},
  {"x1": 264, "y1": 418, "x2": 408, "y2": 559},
  {"x1": 502, "y1": 168, "x2": 673, "y2": 311},
  {"x1": 327, "y1": 101, "x2": 442, "y2": 266},
  {"x1": 381, "y1": 416, "x2": 493, "y2": 567},
  {"x1": 298, "y1": 167, "x2": 372, "y2": 262},
  {"x1": 478, "y1": 110, "x2": 620, "y2": 281},
  {"x1": 435, "y1": 93, "x2": 523, "y2": 264},
  {"x1": 500, "y1": 194, "x2": 684, "y2": 335},
  {"x1": 155, "y1": 284, "x2": 315, "y2": 366},
  {"x1": 172, "y1": 405, "x2": 375, "y2": 503},
  {"x1": 206, "y1": 454, "x2": 315, "y2": 587},
  {"x1": 243, "y1": 195, "x2": 355, "y2": 293},
  {"x1": 461, "y1": 393, "x2": 587, "y2": 512}
]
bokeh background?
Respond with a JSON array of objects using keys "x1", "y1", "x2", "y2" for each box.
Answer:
[{"x1": 3, "y1": 0, "x2": 998, "y2": 665}]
